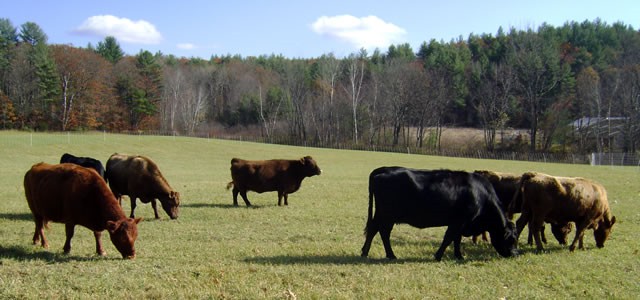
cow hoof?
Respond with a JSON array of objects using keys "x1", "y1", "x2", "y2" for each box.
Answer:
[{"x1": 387, "y1": 256, "x2": 397, "y2": 260}]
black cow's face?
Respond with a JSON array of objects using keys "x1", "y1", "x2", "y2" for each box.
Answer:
[
  {"x1": 594, "y1": 215, "x2": 616, "y2": 248},
  {"x1": 492, "y1": 221, "x2": 519, "y2": 258},
  {"x1": 161, "y1": 191, "x2": 180, "y2": 219},
  {"x1": 302, "y1": 156, "x2": 322, "y2": 176}
]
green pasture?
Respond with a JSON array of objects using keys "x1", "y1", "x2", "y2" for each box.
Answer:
[{"x1": 0, "y1": 131, "x2": 638, "y2": 299}]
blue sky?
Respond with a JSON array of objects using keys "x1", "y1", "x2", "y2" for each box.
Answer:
[{"x1": 4, "y1": 0, "x2": 639, "y2": 59}]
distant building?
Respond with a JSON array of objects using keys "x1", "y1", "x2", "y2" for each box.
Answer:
[{"x1": 572, "y1": 116, "x2": 629, "y2": 151}]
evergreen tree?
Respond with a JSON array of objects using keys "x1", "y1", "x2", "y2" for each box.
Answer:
[
  {"x1": 96, "y1": 36, "x2": 124, "y2": 64},
  {"x1": 19, "y1": 22, "x2": 47, "y2": 45}
]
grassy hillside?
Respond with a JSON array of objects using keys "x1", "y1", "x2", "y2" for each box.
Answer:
[{"x1": 0, "y1": 131, "x2": 638, "y2": 299}]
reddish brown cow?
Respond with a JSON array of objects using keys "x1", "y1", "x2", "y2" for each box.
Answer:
[
  {"x1": 24, "y1": 162, "x2": 142, "y2": 258},
  {"x1": 474, "y1": 170, "x2": 572, "y2": 245},
  {"x1": 508, "y1": 172, "x2": 616, "y2": 252},
  {"x1": 226, "y1": 156, "x2": 322, "y2": 206},
  {"x1": 105, "y1": 153, "x2": 180, "y2": 219}
]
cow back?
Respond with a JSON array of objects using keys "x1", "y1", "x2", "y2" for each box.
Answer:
[
  {"x1": 60, "y1": 153, "x2": 106, "y2": 178},
  {"x1": 24, "y1": 162, "x2": 125, "y2": 231},
  {"x1": 523, "y1": 173, "x2": 611, "y2": 223},
  {"x1": 106, "y1": 153, "x2": 174, "y2": 197}
]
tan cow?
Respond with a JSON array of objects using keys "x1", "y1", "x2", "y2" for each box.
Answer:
[
  {"x1": 508, "y1": 172, "x2": 616, "y2": 252},
  {"x1": 474, "y1": 170, "x2": 572, "y2": 245}
]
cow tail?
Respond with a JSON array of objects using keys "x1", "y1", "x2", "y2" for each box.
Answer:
[
  {"x1": 364, "y1": 181, "x2": 374, "y2": 235},
  {"x1": 507, "y1": 172, "x2": 533, "y2": 219},
  {"x1": 226, "y1": 182, "x2": 234, "y2": 190}
]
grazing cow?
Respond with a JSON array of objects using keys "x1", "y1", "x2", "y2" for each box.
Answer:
[
  {"x1": 361, "y1": 167, "x2": 518, "y2": 261},
  {"x1": 24, "y1": 162, "x2": 141, "y2": 258},
  {"x1": 508, "y1": 172, "x2": 616, "y2": 252},
  {"x1": 105, "y1": 153, "x2": 180, "y2": 219},
  {"x1": 474, "y1": 170, "x2": 572, "y2": 245},
  {"x1": 60, "y1": 153, "x2": 106, "y2": 179},
  {"x1": 226, "y1": 156, "x2": 322, "y2": 206}
]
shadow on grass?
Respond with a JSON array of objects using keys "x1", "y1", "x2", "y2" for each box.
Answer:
[
  {"x1": 513, "y1": 242, "x2": 569, "y2": 255},
  {"x1": 0, "y1": 212, "x2": 33, "y2": 222},
  {"x1": 243, "y1": 244, "x2": 518, "y2": 266},
  {"x1": 0, "y1": 245, "x2": 118, "y2": 263},
  {"x1": 181, "y1": 202, "x2": 268, "y2": 209}
]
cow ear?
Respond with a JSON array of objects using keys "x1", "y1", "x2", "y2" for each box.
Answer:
[
  {"x1": 106, "y1": 220, "x2": 120, "y2": 233},
  {"x1": 610, "y1": 216, "x2": 616, "y2": 226},
  {"x1": 133, "y1": 217, "x2": 143, "y2": 224}
]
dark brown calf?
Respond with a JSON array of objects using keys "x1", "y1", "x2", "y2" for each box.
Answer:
[
  {"x1": 105, "y1": 153, "x2": 180, "y2": 219},
  {"x1": 227, "y1": 156, "x2": 322, "y2": 206},
  {"x1": 24, "y1": 163, "x2": 141, "y2": 258}
]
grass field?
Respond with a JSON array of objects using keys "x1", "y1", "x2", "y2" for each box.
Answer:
[{"x1": 0, "y1": 131, "x2": 638, "y2": 299}]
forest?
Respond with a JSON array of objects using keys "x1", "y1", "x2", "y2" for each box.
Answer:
[{"x1": 0, "y1": 18, "x2": 639, "y2": 154}]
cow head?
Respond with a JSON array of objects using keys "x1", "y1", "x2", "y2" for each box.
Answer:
[
  {"x1": 107, "y1": 217, "x2": 142, "y2": 259},
  {"x1": 491, "y1": 221, "x2": 519, "y2": 258},
  {"x1": 551, "y1": 222, "x2": 573, "y2": 245},
  {"x1": 160, "y1": 191, "x2": 180, "y2": 219},
  {"x1": 594, "y1": 215, "x2": 616, "y2": 248},
  {"x1": 301, "y1": 156, "x2": 322, "y2": 177}
]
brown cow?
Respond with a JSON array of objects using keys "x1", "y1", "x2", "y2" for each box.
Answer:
[
  {"x1": 24, "y1": 162, "x2": 141, "y2": 258},
  {"x1": 105, "y1": 153, "x2": 180, "y2": 219},
  {"x1": 226, "y1": 156, "x2": 322, "y2": 206},
  {"x1": 508, "y1": 172, "x2": 616, "y2": 252},
  {"x1": 474, "y1": 170, "x2": 572, "y2": 245}
]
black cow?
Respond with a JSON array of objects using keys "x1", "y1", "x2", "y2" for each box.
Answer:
[
  {"x1": 361, "y1": 167, "x2": 518, "y2": 261},
  {"x1": 60, "y1": 153, "x2": 106, "y2": 179}
]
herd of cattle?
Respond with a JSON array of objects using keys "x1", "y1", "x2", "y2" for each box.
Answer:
[{"x1": 22, "y1": 153, "x2": 616, "y2": 261}]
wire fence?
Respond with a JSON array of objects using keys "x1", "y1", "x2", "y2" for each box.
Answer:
[{"x1": 2, "y1": 130, "x2": 638, "y2": 166}]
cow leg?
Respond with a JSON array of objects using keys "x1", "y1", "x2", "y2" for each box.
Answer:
[
  {"x1": 283, "y1": 193, "x2": 289, "y2": 206},
  {"x1": 94, "y1": 231, "x2": 107, "y2": 256},
  {"x1": 239, "y1": 191, "x2": 252, "y2": 206},
  {"x1": 435, "y1": 225, "x2": 462, "y2": 261},
  {"x1": 277, "y1": 191, "x2": 283, "y2": 206},
  {"x1": 541, "y1": 224, "x2": 548, "y2": 244},
  {"x1": 129, "y1": 197, "x2": 137, "y2": 218},
  {"x1": 232, "y1": 187, "x2": 240, "y2": 206},
  {"x1": 379, "y1": 223, "x2": 396, "y2": 260},
  {"x1": 569, "y1": 221, "x2": 589, "y2": 251},
  {"x1": 452, "y1": 234, "x2": 464, "y2": 260},
  {"x1": 63, "y1": 223, "x2": 75, "y2": 254},
  {"x1": 361, "y1": 219, "x2": 379, "y2": 257},
  {"x1": 32, "y1": 216, "x2": 48, "y2": 248},
  {"x1": 150, "y1": 199, "x2": 160, "y2": 219},
  {"x1": 515, "y1": 213, "x2": 528, "y2": 240},
  {"x1": 529, "y1": 218, "x2": 546, "y2": 253},
  {"x1": 527, "y1": 224, "x2": 548, "y2": 245}
]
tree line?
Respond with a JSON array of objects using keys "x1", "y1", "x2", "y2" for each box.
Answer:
[{"x1": 1, "y1": 18, "x2": 639, "y2": 154}]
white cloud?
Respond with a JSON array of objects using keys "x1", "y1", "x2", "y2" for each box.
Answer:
[
  {"x1": 311, "y1": 15, "x2": 406, "y2": 50},
  {"x1": 177, "y1": 43, "x2": 196, "y2": 50},
  {"x1": 75, "y1": 15, "x2": 162, "y2": 45}
]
